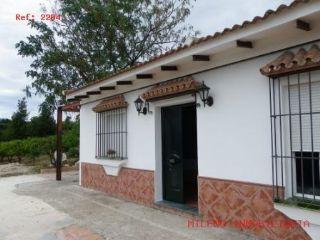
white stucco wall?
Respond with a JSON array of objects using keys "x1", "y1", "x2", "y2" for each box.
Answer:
[
  {"x1": 195, "y1": 56, "x2": 272, "y2": 185},
  {"x1": 80, "y1": 42, "x2": 319, "y2": 186},
  {"x1": 80, "y1": 88, "x2": 156, "y2": 171}
]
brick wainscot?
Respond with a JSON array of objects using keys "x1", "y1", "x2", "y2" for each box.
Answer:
[
  {"x1": 198, "y1": 177, "x2": 311, "y2": 240},
  {"x1": 81, "y1": 163, "x2": 154, "y2": 205},
  {"x1": 81, "y1": 163, "x2": 311, "y2": 240}
]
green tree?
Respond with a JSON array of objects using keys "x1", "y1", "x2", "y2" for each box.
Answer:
[
  {"x1": 63, "y1": 115, "x2": 73, "y2": 131},
  {"x1": 63, "y1": 118, "x2": 80, "y2": 158},
  {"x1": 0, "y1": 119, "x2": 11, "y2": 142},
  {"x1": 16, "y1": 0, "x2": 197, "y2": 107},
  {"x1": 28, "y1": 102, "x2": 56, "y2": 137},
  {"x1": 10, "y1": 98, "x2": 29, "y2": 139}
]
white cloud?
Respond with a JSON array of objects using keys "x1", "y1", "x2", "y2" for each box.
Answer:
[
  {"x1": 0, "y1": 0, "x2": 47, "y2": 119},
  {"x1": 186, "y1": 0, "x2": 294, "y2": 35},
  {"x1": 0, "y1": 89, "x2": 21, "y2": 96}
]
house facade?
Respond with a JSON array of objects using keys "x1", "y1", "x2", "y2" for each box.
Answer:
[{"x1": 65, "y1": 1, "x2": 320, "y2": 239}]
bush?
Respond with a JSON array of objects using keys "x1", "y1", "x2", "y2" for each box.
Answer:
[
  {"x1": 62, "y1": 120, "x2": 79, "y2": 158},
  {"x1": 0, "y1": 129, "x2": 79, "y2": 164}
]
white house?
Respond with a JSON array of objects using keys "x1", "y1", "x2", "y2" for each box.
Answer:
[{"x1": 65, "y1": 1, "x2": 320, "y2": 239}]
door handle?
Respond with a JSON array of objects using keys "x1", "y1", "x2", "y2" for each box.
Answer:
[
  {"x1": 172, "y1": 153, "x2": 180, "y2": 159},
  {"x1": 169, "y1": 158, "x2": 176, "y2": 165}
]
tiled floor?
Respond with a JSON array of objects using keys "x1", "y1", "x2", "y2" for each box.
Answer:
[{"x1": 56, "y1": 225, "x2": 102, "y2": 240}]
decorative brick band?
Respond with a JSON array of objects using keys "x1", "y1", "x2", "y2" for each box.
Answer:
[
  {"x1": 260, "y1": 44, "x2": 320, "y2": 77},
  {"x1": 141, "y1": 76, "x2": 200, "y2": 101},
  {"x1": 81, "y1": 163, "x2": 154, "y2": 205},
  {"x1": 92, "y1": 95, "x2": 128, "y2": 113},
  {"x1": 198, "y1": 176, "x2": 311, "y2": 240}
]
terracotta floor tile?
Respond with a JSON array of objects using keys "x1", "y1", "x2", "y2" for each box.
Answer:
[{"x1": 56, "y1": 225, "x2": 102, "y2": 240}]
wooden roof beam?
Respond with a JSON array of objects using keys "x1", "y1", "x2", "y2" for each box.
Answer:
[
  {"x1": 296, "y1": 19, "x2": 311, "y2": 31},
  {"x1": 161, "y1": 65, "x2": 178, "y2": 71},
  {"x1": 136, "y1": 74, "x2": 153, "y2": 79},
  {"x1": 74, "y1": 95, "x2": 89, "y2": 99},
  {"x1": 117, "y1": 81, "x2": 132, "y2": 85},
  {"x1": 192, "y1": 55, "x2": 210, "y2": 61},
  {"x1": 236, "y1": 40, "x2": 253, "y2": 48},
  {"x1": 67, "y1": 98, "x2": 78, "y2": 102},
  {"x1": 86, "y1": 91, "x2": 101, "y2": 95},
  {"x1": 100, "y1": 86, "x2": 116, "y2": 91}
]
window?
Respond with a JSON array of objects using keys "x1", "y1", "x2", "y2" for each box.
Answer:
[
  {"x1": 269, "y1": 71, "x2": 320, "y2": 203},
  {"x1": 96, "y1": 108, "x2": 127, "y2": 159},
  {"x1": 289, "y1": 82, "x2": 320, "y2": 152},
  {"x1": 295, "y1": 152, "x2": 320, "y2": 196}
]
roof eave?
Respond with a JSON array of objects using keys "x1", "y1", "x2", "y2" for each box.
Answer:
[{"x1": 66, "y1": 0, "x2": 320, "y2": 100}]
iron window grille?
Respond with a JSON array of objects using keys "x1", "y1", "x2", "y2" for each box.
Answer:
[
  {"x1": 96, "y1": 108, "x2": 127, "y2": 160},
  {"x1": 269, "y1": 70, "x2": 320, "y2": 205}
]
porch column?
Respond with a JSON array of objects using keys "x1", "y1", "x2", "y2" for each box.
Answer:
[{"x1": 56, "y1": 106, "x2": 63, "y2": 181}]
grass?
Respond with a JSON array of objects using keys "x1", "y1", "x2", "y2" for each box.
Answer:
[{"x1": 277, "y1": 197, "x2": 320, "y2": 211}]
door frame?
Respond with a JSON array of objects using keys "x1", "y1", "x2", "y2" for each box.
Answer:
[{"x1": 153, "y1": 95, "x2": 196, "y2": 202}]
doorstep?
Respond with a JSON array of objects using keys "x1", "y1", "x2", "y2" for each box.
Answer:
[{"x1": 154, "y1": 200, "x2": 199, "y2": 218}]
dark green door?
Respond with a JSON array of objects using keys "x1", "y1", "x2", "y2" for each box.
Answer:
[{"x1": 162, "y1": 105, "x2": 184, "y2": 203}]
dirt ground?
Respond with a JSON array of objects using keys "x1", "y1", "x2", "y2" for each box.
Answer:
[
  {"x1": 0, "y1": 163, "x2": 34, "y2": 177},
  {"x1": 0, "y1": 172, "x2": 257, "y2": 240}
]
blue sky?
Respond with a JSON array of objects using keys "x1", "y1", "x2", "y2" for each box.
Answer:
[{"x1": 0, "y1": 0, "x2": 293, "y2": 119}]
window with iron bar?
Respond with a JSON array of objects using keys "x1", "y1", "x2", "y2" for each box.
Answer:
[
  {"x1": 96, "y1": 108, "x2": 127, "y2": 160},
  {"x1": 269, "y1": 70, "x2": 320, "y2": 205}
]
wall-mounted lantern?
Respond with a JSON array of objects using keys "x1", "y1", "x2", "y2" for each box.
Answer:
[
  {"x1": 134, "y1": 97, "x2": 151, "y2": 115},
  {"x1": 198, "y1": 81, "x2": 213, "y2": 107}
]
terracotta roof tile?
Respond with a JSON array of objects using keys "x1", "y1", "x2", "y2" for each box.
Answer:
[
  {"x1": 291, "y1": 48, "x2": 307, "y2": 66},
  {"x1": 260, "y1": 44, "x2": 320, "y2": 77},
  {"x1": 306, "y1": 44, "x2": 320, "y2": 62},
  {"x1": 141, "y1": 76, "x2": 200, "y2": 101},
  {"x1": 66, "y1": 0, "x2": 311, "y2": 95},
  {"x1": 92, "y1": 95, "x2": 128, "y2": 112}
]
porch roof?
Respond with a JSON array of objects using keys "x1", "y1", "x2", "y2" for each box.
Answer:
[{"x1": 260, "y1": 44, "x2": 320, "y2": 77}]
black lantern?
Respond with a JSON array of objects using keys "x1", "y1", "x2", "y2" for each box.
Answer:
[
  {"x1": 198, "y1": 81, "x2": 213, "y2": 107},
  {"x1": 134, "y1": 97, "x2": 147, "y2": 115}
]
